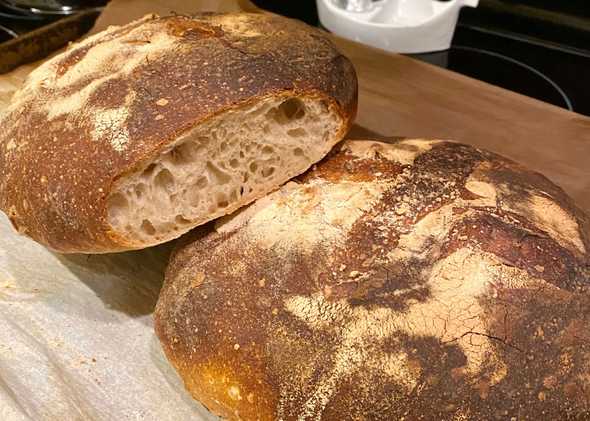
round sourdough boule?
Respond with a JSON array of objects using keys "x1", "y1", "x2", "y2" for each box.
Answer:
[
  {"x1": 0, "y1": 12, "x2": 356, "y2": 253},
  {"x1": 155, "y1": 138, "x2": 590, "y2": 420}
]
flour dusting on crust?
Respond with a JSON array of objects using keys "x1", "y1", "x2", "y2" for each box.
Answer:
[{"x1": 155, "y1": 139, "x2": 590, "y2": 421}]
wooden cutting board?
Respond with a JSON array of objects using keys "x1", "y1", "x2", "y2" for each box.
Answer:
[{"x1": 4, "y1": 0, "x2": 590, "y2": 212}]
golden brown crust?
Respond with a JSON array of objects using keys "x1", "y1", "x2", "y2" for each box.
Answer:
[
  {"x1": 0, "y1": 13, "x2": 357, "y2": 253},
  {"x1": 155, "y1": 138, "x2": 590, "y2": 420}
]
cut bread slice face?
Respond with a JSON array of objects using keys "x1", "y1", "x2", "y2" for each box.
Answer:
[
  {"x1": 0, "y1": 13, "x2": 357, "y2": 253},
  {"x1": 108, "y1": 95, "x2": 344, "y2": 246}
]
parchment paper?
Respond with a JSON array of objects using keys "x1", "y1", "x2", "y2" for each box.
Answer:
[{"x1": 0, "y1": 215, "x2": 216, "y2": 420}]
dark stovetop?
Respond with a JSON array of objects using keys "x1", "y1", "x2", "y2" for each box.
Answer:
[
  {"x1": 0, "y1": 4, "x2": 46, "y2": 42},
  {"x1": 253, "y1": 0, "x2": 590, "y2": 116},
  {"x1": 411, "y1": 23, "x2": 590, "y2": 115},
  {"x1": 418, "y1": 0, "x2": 590, "y2": 116}
]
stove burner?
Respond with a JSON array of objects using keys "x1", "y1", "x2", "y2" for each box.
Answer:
[
  {"x1": 0, "y1": 22, "x2": 17, "y2": 42},
  {"x1": 0, "y1": 0, "x2": 45, "y2": 21},
  {"x1": 449, "y1": 46, "x2": 574, "y2": 111},
  {"x1": 0, "y1": 10, "x2": 43, "y2": 19},
  {"x1": 0, "y1": 3, "x2": 53, "y2": 38},
  {"x1": 409, "y1": 22, "x2": 589, "y2": 115},
  {"x1": 0, "y1": 0, "x2": 104, "y2": 15}
]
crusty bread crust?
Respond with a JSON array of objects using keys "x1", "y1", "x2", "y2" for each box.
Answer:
[
  {"x1": 0, "y1": 13, "x2": 357, "y2": 253},
  {"x1": 155, "y1": 138, "x2": 590, "y2": 420}
]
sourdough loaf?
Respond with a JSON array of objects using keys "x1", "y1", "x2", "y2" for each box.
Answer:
[
  {"x1": 155, "y1": 138, "x2": 590, "y2": 420},
  {"x1": 0, "y1": 12, "x2": 356, "y2": 253}
]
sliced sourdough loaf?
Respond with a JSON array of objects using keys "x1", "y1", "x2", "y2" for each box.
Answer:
[
  {"x1": 0, "y1": 12, "x2": 357, "y2": 253},
  {"x1": 155, "y1": 138, "x2": 590, "y2": 420}
]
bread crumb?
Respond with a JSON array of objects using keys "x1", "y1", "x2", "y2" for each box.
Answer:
[
  {"x1": 228, "y1": 386, "x2": 242, "y2": 401},
  {"x1": 233, "y1": 343, "x2": 240, "y2": 351},
  {"x1": 156, "y1": 98, "x2": 169, "y2": 106},
  {"x1": 155, "y1": 114, "x2": 164, "y2": 120}
]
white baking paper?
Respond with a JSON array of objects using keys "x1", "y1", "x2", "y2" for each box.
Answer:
[{"x1": 0, "y1": 213, "x2": 216, "y2": 420}]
